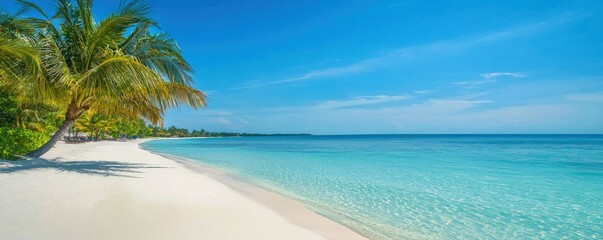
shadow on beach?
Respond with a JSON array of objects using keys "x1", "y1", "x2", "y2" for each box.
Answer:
[{"x1": 0, "y1": 158, "x2": 164, "y2": 177}]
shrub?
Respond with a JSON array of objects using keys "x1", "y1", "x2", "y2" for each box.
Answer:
[{"x1": 0, "y1": 127, "x2": 49, "y2": 160}]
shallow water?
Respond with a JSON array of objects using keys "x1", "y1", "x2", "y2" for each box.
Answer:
[{"x1": 142, "y1": 135, "x2": 603, "y2": 239}]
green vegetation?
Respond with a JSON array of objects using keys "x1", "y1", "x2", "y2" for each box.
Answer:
[
  {"x1": 75, "y1": 114, "x2": 115, "y2": 140},
  {"x1": 0, "y1": 1, "x2": 306, "y2": 160},
  {"x1": 0, "y1": 127, "x2": 49, "y2": 160},
  {"x1": 0, "y1": 90, "x2": 62, "y2": 159},
  {"x1": 0, "y1": 90, "x2": 62, "y2": 133},
  {"x1": 70, "y1": 115, "x2": 307, "y2": 139},
  {"x1": 143, "y1": 126, "x2": 309, "y2": 138},
  {"x1": 0, "y1": 91, "x2": 17, "y2": 127},
  {"x1": 1, "y1": 90, "x2": 303, "y2": 159},
  {"x1": 0, "y1": 0, "x2": 207, "y2": 158}
]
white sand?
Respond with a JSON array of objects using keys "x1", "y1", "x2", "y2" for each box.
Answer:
[{"x1": 0, "y1": 140, "x2": 366, "y2": 240}]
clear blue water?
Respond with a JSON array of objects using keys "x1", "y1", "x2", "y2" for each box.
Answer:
[{"x1": 141, "y1": 135, "x2": 603, "y2": 240}]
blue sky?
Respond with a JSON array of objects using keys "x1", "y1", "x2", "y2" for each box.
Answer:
[{"x1": 5, "y1": 0, "x2": 603, "y2": 134}]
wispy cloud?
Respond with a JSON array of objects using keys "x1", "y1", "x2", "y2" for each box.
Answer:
[
  {"x1": 169, "y1": 91, "x2": 603, "y2": 134},
  {"x1": 189, "y1": 109, "x2": 233, "y2": 117},
  {"x1": 417, "y1": 99, "x2": 493, "y2": 112},
  {"x1": 235, "y1": 57, "x2": 388, "y2": 89},
  {"x1": 453, "y1": 72, "x2": 526, "y2": 89},
  {"x1": 481, "y1": 72, "x2": 527, "y2": 80},
  {"x1": 452, "y1": 79, "x2": 497, "y2": 89},
  {"x1": 313, "y1": 95, "x2": 411, "y2": 110},
  {"x1": 414, "y1": 90, "x2": 435, "y2": 94},
  {"x1": 235, "y1": 13, "x2": 577, "y2": 90},
  {"x1": 203, "y1": 90, "x2": 219, "y2": 95}
]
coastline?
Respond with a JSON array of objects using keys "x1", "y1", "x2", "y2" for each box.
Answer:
[
  {"x1": 142, "y1": 143, "x2": 367, "y2": 240},
  {"x1": 0, "y1": 139, "x2": 366, "y2": 240}
]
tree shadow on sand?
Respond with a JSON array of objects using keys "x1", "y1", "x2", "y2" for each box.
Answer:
[{"x1": 0, "y1": 158, "x2": 165, "y2": 177}]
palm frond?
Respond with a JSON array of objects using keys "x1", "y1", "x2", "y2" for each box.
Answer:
[
  {"x1": 161, "y1": 82, "x2": 207, "y2": 110},
  {"x1": 83, "y1": 0, "x2": 152, "y2": 71},
  {"x1": 16, "y1": 0, "x2": 63, "y2": 41},
  {"x1": 4, "y1": 0, "x2": 208, "y2": 146},
  {"x1": 0, "y1": 38, "x2": 42, "y2": 91},
  {"x1": 80, "y1": 51, "x2": 169, "y2": 100},
  {"x1": 129, "y1": 33, "x2": 194, "y2": 86}
]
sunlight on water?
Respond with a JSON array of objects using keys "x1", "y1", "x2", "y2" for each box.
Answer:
[{"x1": 142, "y1": 135, "x2": 603, "y2": 240}]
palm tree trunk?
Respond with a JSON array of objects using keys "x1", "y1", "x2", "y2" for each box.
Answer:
[{"x1": 25, "y1": 119, "x2": 75, "y2": 158}]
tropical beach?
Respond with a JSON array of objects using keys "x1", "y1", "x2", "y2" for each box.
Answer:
[
  {"x1": 142, "y1": 135, "x2": 603, "y2": 239},
  {"x1": 2, "y1": 0, "x2": 603, "y2": 239},
  {"x1": 0, "y1": 139, "x2": 366, "y2": 240}
]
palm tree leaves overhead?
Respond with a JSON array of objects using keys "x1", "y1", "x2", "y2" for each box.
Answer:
[
  {"x1": 0, "y1": 38, "x2": 42, "y2": 94},
  {"x1": 0, "y1": 10, "x2": 40, "y2": 82},
  {"x1": 1, "y1": 0, "x2": 207, "y2": 157},
  {"x1": 0, "y1": 0, "x2": 206, "y2": 126},
  {"x1": 128, "y1": 32, "x2": 194, "y2": 86},
  {"x1": 164, "y1": 82, "x2": 207, "y2": 109},
  {"x1": 0, "y1": 10, "x2": 35, "y2": 39}
]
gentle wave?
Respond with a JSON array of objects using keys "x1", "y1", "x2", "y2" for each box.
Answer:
[{"x1": 142, "y1": 135, "x2": 603, "y2": 240}]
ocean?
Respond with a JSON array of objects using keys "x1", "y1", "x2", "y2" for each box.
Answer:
[{"x1": 141, "y1": 135, "x2": 603, "y2": 239}]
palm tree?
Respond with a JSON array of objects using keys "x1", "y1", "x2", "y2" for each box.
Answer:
[
  {"x1": 75, "y1": 113, "x2": 116, "y2": 140},
  {"x1": 0, "y1": 0, "x2": 206, "y2": 157}
]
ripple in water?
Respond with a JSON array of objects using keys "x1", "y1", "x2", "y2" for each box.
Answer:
[{"x1": 142, "y1": 135, "x2": 603, "y2": 240}]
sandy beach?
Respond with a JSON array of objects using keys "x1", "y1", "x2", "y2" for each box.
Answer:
[{"x1": 0, "y1": 140, "x2": 366, "y2": 240}]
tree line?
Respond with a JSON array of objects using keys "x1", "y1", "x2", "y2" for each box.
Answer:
[{"x1": 0, "y1": 90, "x2": 306, "y2": 159}]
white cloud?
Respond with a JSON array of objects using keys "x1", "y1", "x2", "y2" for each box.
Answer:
[
  {"x1": 274, "y1": 59, "x2": 382, "y2": 84},
  {"x1": 452, "y1": 79, "x2": 497, "y2": 89},
  {"x1": 188, "y1": 109, "x2": 233, "y2": 117},
  {"x1": 416, "y1": 99, "x2": 492, "y2": 112},
  {"x1": 203, "y1": 90, "x2": 219, "y2": 95},
  {"x1": 312, "y1": 95, "x2": 411, "y2": 110},
  {"x1": 414, "y1": 90, "x2": 435, "y2": 94},
  {"x1": 480, "y1": 72, "x2": 527, "y2": 80},
  {"x1": 235, "y1": 13, "x2": 576, "y2": 90},
  {"x1": 453, "y1": 72, "x2": 526, "y2": 89},
  {"x1": 235, "y1": 57, "x2": 387, "y2": 89},
  {"x1": 263, "y1": 100, "x2": 599, "y2": 134},
  {"x1": 167, "y1": 94, "x2": 603, "y2": 134}
]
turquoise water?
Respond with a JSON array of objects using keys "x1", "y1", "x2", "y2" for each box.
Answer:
[{"x1": 142, "y1": 135, "x2": 603, "y2": 239}]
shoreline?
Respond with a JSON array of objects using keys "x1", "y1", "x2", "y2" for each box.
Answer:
[
  {"x1": 0, "y1": 139, "x2": 366, "y2": 240},
  {"x1": 139, "y1": 141, "x2": 367, "y2": 240}
]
